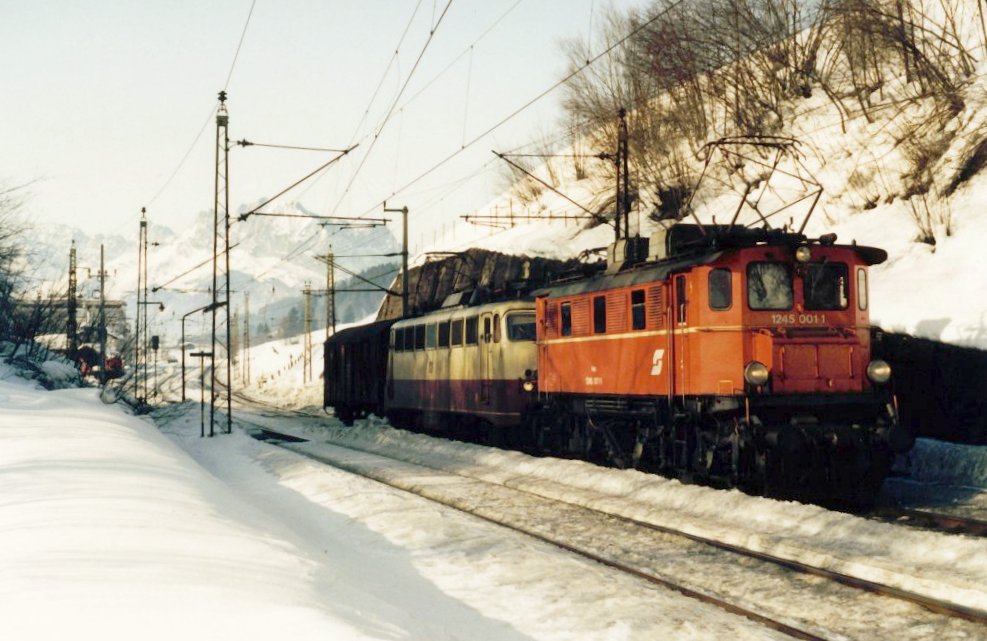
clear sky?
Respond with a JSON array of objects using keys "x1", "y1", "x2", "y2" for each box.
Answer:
[{"x1": 1, "y1": 0, "x2": 648, "y2": 246}]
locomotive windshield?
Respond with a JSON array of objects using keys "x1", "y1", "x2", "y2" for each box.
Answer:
[
  {"x1": 506, "y1": 312, "x2": 536, "y2": 341},
  {"x1": 804, "y1": 263, "x2": 849, "y2": 310},
  {"x1": 747, "y1": 262, "x2": 793, "y2": 310}
]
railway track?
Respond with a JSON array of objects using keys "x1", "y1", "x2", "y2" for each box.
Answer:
[
  {"x1": 240, "y1": 417, "x2": 987, "y2": 641},
  {"x1": 875, "y1": 506, "x2": 987, "y2": 537}
]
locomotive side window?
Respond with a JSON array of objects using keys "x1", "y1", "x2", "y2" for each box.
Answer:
[
  {"x1": 506, "y1": 313, "x2": 536, "y2": 341},
  {"x1": 675, "y1": 275, "x2": 687, "y2": 324},
  {"x1": 465, "y1": 317, "x2": 478, "y2": 344},
  {"x1": 857, "y1": 268, "x2": 868, "y2": 311},
  {"x1": 631, "y1": 290, "x2": 645, "y2": 330},
  {"x1": 561, "y1": 302, "x2": 572, "y2": 337},
  {"x1": 451, "y1": 319, "x2": 464, "y2": 345},
  {"x1": 483, "y1": 317, "x2": 492, "y2": 343},
  {"x1": 804, "y1": 263, "x2": 848, "y2": 310},
  {"x1": 438, "y1": 320, "x2": 450, "y2": 347},
  {"x1": 493, "y1": 314, "x2": 501, "y2": 343},
  {"x1": 414, "y1": 324, "x2": 426, "y2": 350},
  {"x1": 708, "y1": 268, "x2": 732, "y2": 310},
  {"x1": 747, "y1": 262, "x2": 793, "y2": 310},
  {"x1": 426, "y1": 323, "x2": 437, "y2": 349},
  {"x1": 392, "y1": 329, "x2": 401, "y2": 352},
  {"x1": 593, "y1": 296, "x2": 607, "y2": 334}
]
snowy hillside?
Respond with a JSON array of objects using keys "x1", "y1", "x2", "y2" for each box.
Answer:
[{"x1": 392, "y1": 1, "x2": 987, "y2": 350}]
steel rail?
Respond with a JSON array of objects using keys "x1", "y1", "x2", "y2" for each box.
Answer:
[
  {"x1": 240, "y1": 424, "x2": 829, "y2": 641},
  {"x1": 875, "y1": 506, "x2": 987, "y2": 538},
  {"x1": 244, "y1": 420, "x2": 987, "y2": 628}
]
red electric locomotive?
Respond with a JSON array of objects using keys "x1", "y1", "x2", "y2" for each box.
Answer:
[{"x1": 528, "y1": 223, "x2": 910, "y2": 502}]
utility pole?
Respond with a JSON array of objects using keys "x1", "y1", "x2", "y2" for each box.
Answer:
[
  {"x1": 211, "y1": 90, "x2": 232, "y2": 436},
  {"x1": 325, "y1": 249, "x2": 336, "y2": 337},
  {"x1": 67, "y1": 241, "x2": 78, "y2": 361},
  {"x1": 142, "y1": 216, "x2": 150, "y2": 405},
  {"x1": 242, "y1": 292, "x2": 250, "y2": 384},
  {"x1": 383, "y1": 203, "x2": 409, "y2": 317},
  {"x1": 135, "y1": 209, "x2": 147, "y2": 404},
  {"x1": 614, "y1": 107, "x2": 630, "y2": 241},
  {"x1": 98, "y1": 244, "x2": 107, "y2": 382},
  {"x1": 302, "y1": 282, "x2": 312, "y2": 383}
]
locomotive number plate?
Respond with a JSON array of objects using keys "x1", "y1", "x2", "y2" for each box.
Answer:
[{"x1": 771, "y1": 313, "x2": 827, "y2": 325}]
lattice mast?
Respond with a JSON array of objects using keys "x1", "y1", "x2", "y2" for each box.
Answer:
[
  {"x1": 210, "y1": 91, "x2": 232, "y2": 436},
  {"x1": 67, "y1": 241, "x2": 78, "y2": 359}
]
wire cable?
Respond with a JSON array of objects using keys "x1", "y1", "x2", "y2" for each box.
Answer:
[
  {"x1": 330, "y1": 0, "x2": 455, "y2": 216},
  {"x1": 224, "y1": 0, "x2": 258, "y2": 90},
  {"x1": 354, "y1": 0, "x2": 688, "y2": 220},
  {"x1": 147, "y1": 0, "x2": 257, "y2": 207},
  {"x1": 345, "y1": 0, "x2": 425, "y2": 147}
]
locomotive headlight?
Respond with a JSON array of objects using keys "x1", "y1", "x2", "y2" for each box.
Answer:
[
  {"x1": 866, "y1": 359, "x2": 892, "y2": 384},
  {"x1": 521, "y1": 370, "x2": 537, "y2": 393},
  {"x1": 743, "y1": 361, "x2": 770, "y2": 386},
  {"x1": 795, "y1": 245, "x2": 812, "y2": 263}
]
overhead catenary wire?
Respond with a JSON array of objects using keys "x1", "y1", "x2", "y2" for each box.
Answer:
[
  {"x1": 174, "y1": 0, "x2": 687, "y2": 299},
  {"x1": 147, "y1": 0, "x2": 256, "y2": 208},
  {"x1": 345, "y1": 0, "x2": 425, "y2": 148},
  {"x1": 330, "y1": 0, "x2": 455, "y2": 216},
  {"x1": 224, "y1": 0, "x2": 258, "y2": 91},
  {"x1": 352, "y1": 0, "x2": 689, "y2": 221}
]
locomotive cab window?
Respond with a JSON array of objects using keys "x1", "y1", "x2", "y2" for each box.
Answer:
[
  {"x1": 747, "y1": 262, "x2": 793, "y2": 310},
  {"x1": 708, "y1": 268, "x2": 732, "y2": 310},
  {"x1": 438, "y1": 320, "x2": 450, "y2": 347},
  {"x1": 414, "y1": 324, "x2": 426, "y2": 350},
  {"x1": 451, "y1": 319, "x2": 464, "y2": 345},
  {"x1": 675, "y1": 275, "x2": 687, "y2": 324},
  {"x1": 482, "y1": 317, "x2": 492, "y2": 343},
  {"x1": 392, "y1": 329, "x2": 401, "y2": 352},
  {"x1": 593, "y1": 296, "x2": 607, "y2": 334},
  {"x1": 857, "y1": 268, "x2": 868, "y2": 311},
  {"x1": 506, "y1": 312, "x2": 536, "y2": 341},
  {"x1": 493, "y1": 314, "x2": 501, "y2": 343},
  {"x1": 560, "y1": 302, "x2": 572, "y2": 337},
  {"x1": 465, "y1": 316, "x2": 478, "y2": 345},
  {"x1": 804, "y1": 262, "x2": 848, "y2": 310},
  {"x1": 425, "y1": 323, "x2": 437, "y2": 349},
  {"x1": 631, "y1": 290, "x2": 645, "y2": 330}
]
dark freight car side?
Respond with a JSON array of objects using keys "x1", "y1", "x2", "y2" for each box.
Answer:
[{"x1": 324, "y1": 319, "x2": 397, "y2": 424}]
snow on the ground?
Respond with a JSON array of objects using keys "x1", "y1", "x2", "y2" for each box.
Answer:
[
  {"x1": 279, "y1": 415, "x2": 987, "y2": 614},
  {"x1": 0, "y1": 364, "x2": 798, "y2": 641}
]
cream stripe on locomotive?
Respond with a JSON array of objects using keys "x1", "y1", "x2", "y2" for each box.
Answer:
[{"x1": 539, "y1": 325, "x2": 749, "y2": 345}]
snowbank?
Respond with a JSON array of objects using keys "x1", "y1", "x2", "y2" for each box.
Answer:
[{"x1": 0, "y1": 370, "x2": 402, "y2": 641}]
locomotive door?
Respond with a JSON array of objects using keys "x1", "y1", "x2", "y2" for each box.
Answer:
[
  {"x1": 480, "y1": 312, "x2": 494, "y2": 404},
  {"x1": 671, "y1": 274, "x2": 688, "y2": 396}
]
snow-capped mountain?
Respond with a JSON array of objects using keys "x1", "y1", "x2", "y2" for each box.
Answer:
[{"x1": 25, "y1": 200, "x2": 400, "y2": 344}]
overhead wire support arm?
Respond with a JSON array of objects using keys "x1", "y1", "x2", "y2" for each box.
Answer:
[
  {"x1": 237, "y1": 144, "x2": 359, "y2": 222},
  {"x1": 235, "y1": 140, "x2": 350, "y2": 153},
  {"x1": 247, "y1": 212, "x2": 388, "y2": 224},
  {"x1": 314, "y1": 255, "x2": 401, "y2": 297},
  {"x1": 492, "y1": 151, "x2": 614, "y2": 229}
]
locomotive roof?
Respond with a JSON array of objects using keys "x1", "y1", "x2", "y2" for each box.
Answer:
[
  {"x1": 535, "y1": 240, "x2": 887, "y2": 299},
  {"x1": 535, "y1": 252, "x2": 723, "y2": 299},
  {"x1": 392, "y1": 298, "x2": 535, "y2": 327},
  {"x1": 324, "y1": 318, "x2": 398, "y2": 346}
]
